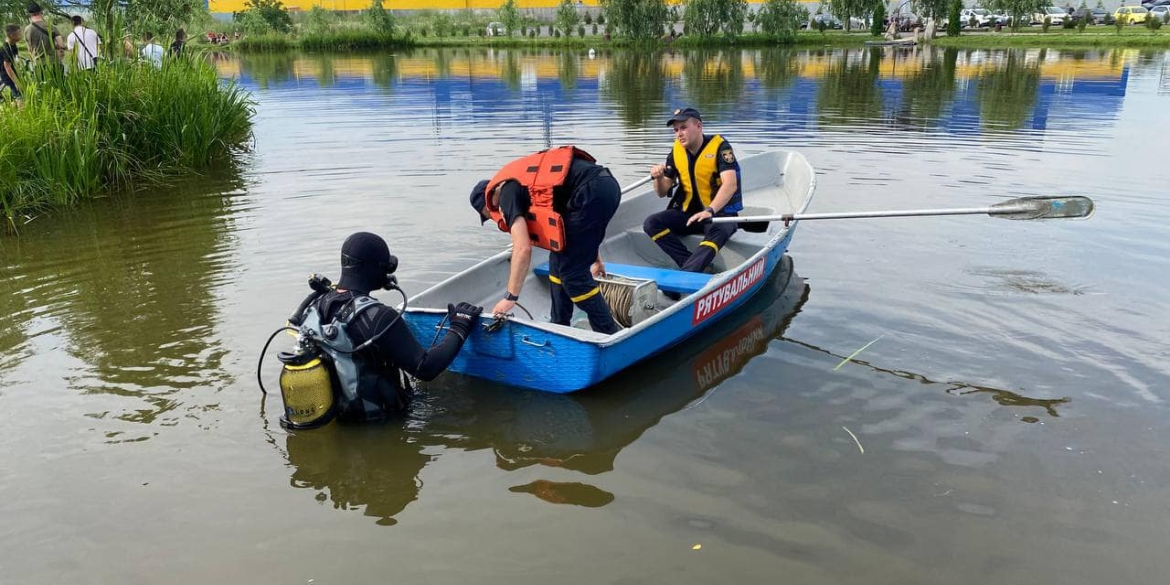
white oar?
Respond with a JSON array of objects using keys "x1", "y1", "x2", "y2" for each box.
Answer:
[
  {"x1": 620, "y1": 175, "x2": 653, "y2": 195},
  {"x1": 711, "y1": 196, "x2": 1095, "y2": 225}
]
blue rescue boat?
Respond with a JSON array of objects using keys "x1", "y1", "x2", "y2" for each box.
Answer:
[{"x1": 404, "y1": 150, "x2": 816, "y2": 393}]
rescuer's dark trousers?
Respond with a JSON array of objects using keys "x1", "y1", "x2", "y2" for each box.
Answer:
[
  {"x1": 642, "y1": 208, "x2": 738, "y2": 273},
  {"x1": 549, "y1": 171, "x2": 621, "y2": 335}
]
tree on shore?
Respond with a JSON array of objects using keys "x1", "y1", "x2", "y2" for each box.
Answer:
[
  {"x1": 498, "y1": 0, "x2": 521, "y2": 36},
  {"x1": 946, "y1": 0, "x2": 961, "y2": 35},
  {"x1": 4, "y1": 0, "x2": 208, "y2": 39},
  {"x1": 829, "y1": 0, "x2": 877, "y2": 31},
  {"x1": 363, "y1": 0, "x2": 395, "y2": 35},
  {"x1": 235, "y1": 0, "x2": 293, "y2": 34},
  {"x1": 756, "y1": 0, "x2": 808, "y2": 42},
  {"x1": 683, "y1": 0, "x2": 748, "y2": 38},
  {"x1": 555, "y1": 0, "x2": 580, "y2": 37},
  {"x1": 601, "y1": 0, "x2": 671, "y2": 40},
  {"x1": 129, "y1": 0, "x2": 209, "y2": 38}
]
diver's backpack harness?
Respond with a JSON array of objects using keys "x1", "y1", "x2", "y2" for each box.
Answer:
[{"x1": 256, "y1": 274, "x2": 407, "y2": 429}]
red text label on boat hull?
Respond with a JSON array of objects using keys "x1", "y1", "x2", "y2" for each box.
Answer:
[{"x1": 692, "y1": 258, "x2": 766, "y2": 325}]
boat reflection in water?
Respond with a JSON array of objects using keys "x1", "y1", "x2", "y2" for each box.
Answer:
[{"x1": 279, "y1": 255, "x2": 809, "y2": 525}]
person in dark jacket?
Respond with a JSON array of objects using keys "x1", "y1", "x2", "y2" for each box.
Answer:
[{"x1": 169, "y1": 28, "x2": 185, "y2": 56}]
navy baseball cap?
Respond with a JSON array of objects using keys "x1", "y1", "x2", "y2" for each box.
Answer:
[
  {"x1": 469, "y1": 180, "x2": 489, "y2": 224},
  {"x1": 666, "y1": 107, "x2": 702, "y2": 126}
]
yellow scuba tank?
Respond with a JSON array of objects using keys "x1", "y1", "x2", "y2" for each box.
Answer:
[
  {"x1": 277, "y1": 345, "x2": 336, "y2": 430},
  {"x1": 274, "y1": 273, "x2": 339, "y2": 430}
]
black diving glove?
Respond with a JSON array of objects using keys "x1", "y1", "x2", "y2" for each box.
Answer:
[{"x1": 447, "y1": 302, "x2": 483, "y2": 338}]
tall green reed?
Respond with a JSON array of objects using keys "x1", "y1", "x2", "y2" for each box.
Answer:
[{"x1": 1, "y1": 55, "x2": 254, "y2": 230}]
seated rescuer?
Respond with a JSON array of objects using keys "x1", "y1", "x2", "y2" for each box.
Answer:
[
  {"x1": 305, "y1": 232, "x2": 482, "y2": 422},
  {"x1": 470, "y1": 146, "x2": 622, "y2": 335},
  {"x1": 644, "y1": 107, "x2": 744, "y2": 274}
]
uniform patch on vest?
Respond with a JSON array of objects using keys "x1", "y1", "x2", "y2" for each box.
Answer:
[{"x1": 722, "y1": 149, "x2": 736, "y2": 164}]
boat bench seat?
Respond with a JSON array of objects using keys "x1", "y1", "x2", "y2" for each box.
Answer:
[{"x1": 532, "y1": 261, "x2": 712, "y2": 295}]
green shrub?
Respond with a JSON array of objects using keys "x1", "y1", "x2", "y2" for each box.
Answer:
[
  {"x1": 297, "y1": 29, "x2": 404, "y2": 50},
  {"x1": 946, "y1": 0, "x2": 962, "y2": 36},
  {"x1": 871, "y1": 4, "x2": 885, "y2": 36},
  {"x1": 497, "y1": 0, "x2": 521, "y2": 36},
  {"x1": 234, "y1": 32, "x2": 294, "y2": 51},
  {"x1": 302, "y1": 6, "x2": 333, "y2": 36},
  {"x1": 362, "y1": 0, "x2": 395, "y2": 34},
  {"x1": 556, "y1": 0, "x2": 581, "y2": 38},
  {"x1": 234, "y1": 0, "x2": 293, "y2": 34}
]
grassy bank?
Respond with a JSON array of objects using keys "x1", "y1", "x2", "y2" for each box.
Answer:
[
  {"x1": 0, "y1": 57, "x2": 254, "y2": 230},
  {"x1": 418, "y1": 30, "x2": 873, "y2": 48},
  {"x1": 235, "y1": 31, "x2": 411, "y2": 52},
  {"x1": 231, "y1": 29, "x2": 874, "y2": 52},
  {"x1": 231, "y1": 26, "x2": 1170, "y2": 53},
  {"x1": 933, "y1": 29, "x2": 1170, "y2": 48}
]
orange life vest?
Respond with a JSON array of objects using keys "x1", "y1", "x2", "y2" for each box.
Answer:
[{"x1": 485, "y1": 146, "x2": 596, "y2": 252}]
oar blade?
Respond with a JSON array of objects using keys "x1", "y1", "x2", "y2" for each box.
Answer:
[{"x1": 990, "y1": 196, "x2": 1095, "y2": 220}]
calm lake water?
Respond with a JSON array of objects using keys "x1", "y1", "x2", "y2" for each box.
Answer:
[{"x1": 2, "y1": 46, "x2": 1169, "y2": 583}]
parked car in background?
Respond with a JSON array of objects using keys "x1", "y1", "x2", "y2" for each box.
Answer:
[
  {"x1": 893, "y1": 13, "x2": 922, "y2": 31},
  {"x1": 989, "y1": 11, "x2": 1018, "y2": 26},
  {"x1": 1114, "y1": 5, "x2": 1149, "y2": 23},
  {"x1": 1140, "y1": 0, "x2": 1170, "y2": 10},
  {"x1": 960, "y1": 8, "x2": 995, "y2": 26},
  {"x1": 847, "y1": 15, "x2": 871, "y2": 29},
  {"x1": 486, "y1": 21, "x2": 505, "y2": 36},
  {"x1": 1033, "y1": 6, "x2": 1070, "y2": 25},
  {"x1": 1091, "y1": 7, "x2": 1115, "y2": 24},
  {"x1": 1150, "y1": 5, "x2": 1170, "y2": 21},
  {"x1": 1072, "y1": 6, "x2": 1114, "y2": 24},
  {"x1": 804, "y1": 13, "x2": 844, "y2": 29}
]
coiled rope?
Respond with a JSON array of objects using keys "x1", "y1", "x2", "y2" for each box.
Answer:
[{"x1": 598, "y1": 275, "x2": 641, "y2": 328}]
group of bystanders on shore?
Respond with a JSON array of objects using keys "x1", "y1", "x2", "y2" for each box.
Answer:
[{"x1": 2, "y1": 2, "x2": 188, "y2": 107}]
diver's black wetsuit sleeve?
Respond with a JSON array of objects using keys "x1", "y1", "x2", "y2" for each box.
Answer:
[{"x1": 355, "y1": 306, "x2": 469, "y2": 382}]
